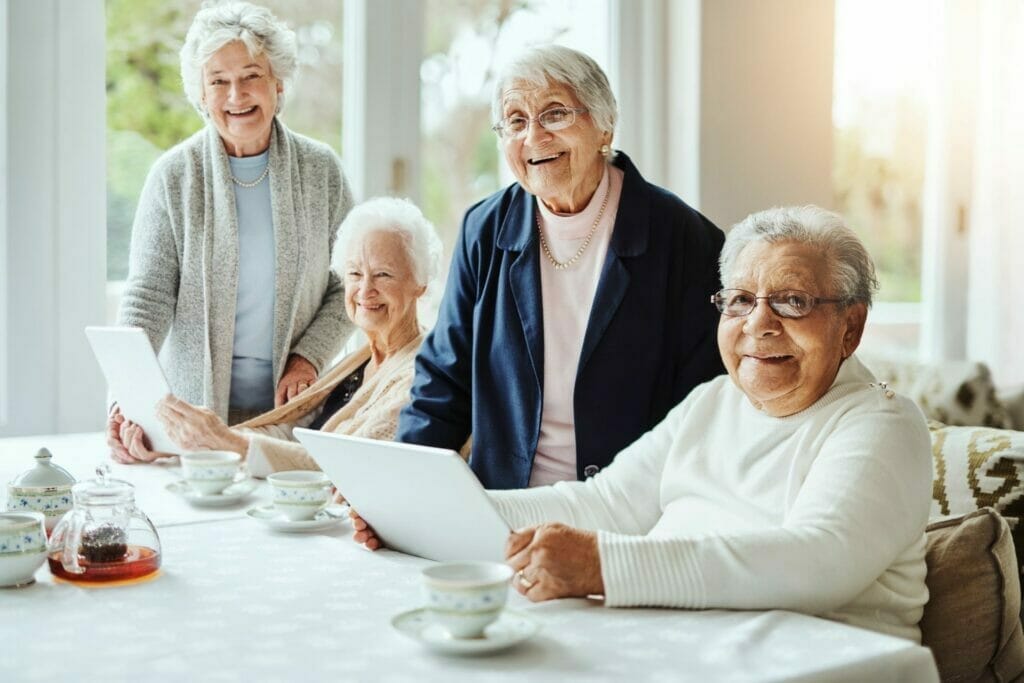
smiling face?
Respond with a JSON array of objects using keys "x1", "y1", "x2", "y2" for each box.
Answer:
[
  {"x1": 499, "y1": 79, "x2": 610, "y2": 213},
  {"x1": 717, "y1": 241, "x2": 867, "y2": 417},
  {"x1": 201, "y1": 41, "x2": 281, "y2": 157},
  {"x1": 343, "y1": 230, "x2": 426, "y2": 342}
]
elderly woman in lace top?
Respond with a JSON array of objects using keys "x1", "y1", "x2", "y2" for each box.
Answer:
[
  {"x1": 355, "y1": 206, "x2": 933, "y2": 643},
  {"x1": 116, "y1": 198, "x2": 442, "y2": 476}
]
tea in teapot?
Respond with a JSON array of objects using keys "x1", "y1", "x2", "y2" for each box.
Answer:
[{"x1": 47, "y1": 467, "x2": 161, "y2": 583}]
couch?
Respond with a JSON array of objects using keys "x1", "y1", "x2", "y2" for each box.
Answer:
[{"x1": 862, "y1": 355, "x2": 1024, "y2": 682}]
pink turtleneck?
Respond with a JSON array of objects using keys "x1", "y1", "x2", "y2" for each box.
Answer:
[{"x1": 530, "y1": 164, "x2": 625, "y2": 487}]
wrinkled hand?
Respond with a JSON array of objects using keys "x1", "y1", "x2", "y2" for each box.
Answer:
[
  {"x1": 350, "y1": 509, "x2": 381, "y2": 550},
  {"x1": 120, "y1": 420, "x2": 175, "y2": 463},
  {"x1": 107, "y1": 405, "x2": 133, "y2": 464},
  {"x1": 157, "y1": 395, "x2": 248, "y2": 454},
  {"x1": 505, "y1": 523, "x2": 604, "y2": 601},
  {"x1": 275, "y1": 354, "x2": 318, "y2": 407}
]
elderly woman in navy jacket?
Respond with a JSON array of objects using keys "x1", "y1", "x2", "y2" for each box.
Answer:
[{"x1": 397, "y1": 45, "x2": 724, "y2": 489}]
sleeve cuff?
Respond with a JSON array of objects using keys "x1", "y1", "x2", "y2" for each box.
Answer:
[
  {"x1": 597, "y1": 531, "x2": 706, "y2": 609},
  {"x1": 243, "y1": 433, "x2": 275, "y2": 479}
]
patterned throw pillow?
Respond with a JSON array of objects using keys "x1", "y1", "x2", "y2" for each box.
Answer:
[
  {"x1": 930, "y1": 421, "x2": 1024, "y2": 522},
  {"x1": 929, "y1": 420, "x2": 1024, "y2": 618},
  {"x1": 863, "y1": 356, "x2": 1013, "y2": 429}
]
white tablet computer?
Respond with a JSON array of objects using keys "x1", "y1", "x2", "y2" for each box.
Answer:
[
  {"x1": 85, "y1": 326, "x2": 180, "y2": 454},
  {"x1": 294, "y1": 429, "x2": 510, "y2": 562}
]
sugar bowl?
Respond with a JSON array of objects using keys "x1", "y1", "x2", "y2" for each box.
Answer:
[{"x1": 6, "y1": 448, "x2": 76, "y2": 532}]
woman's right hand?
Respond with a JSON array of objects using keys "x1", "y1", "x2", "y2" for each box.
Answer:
[
  {"x1": 106, "y1": 406, "x2": 133, "y2": 464},
  {"x1": 350, "y1": 509, "x2": 381, "y2": 550}
]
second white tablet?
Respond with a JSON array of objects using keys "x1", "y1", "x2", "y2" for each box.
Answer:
[{"x1": 85, "y1": 326, "x2": 180, "y2": 454}]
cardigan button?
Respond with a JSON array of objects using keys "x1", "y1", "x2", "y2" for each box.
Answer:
[{"x1": 583, "y1": 465, "x2": 600, "y2": 478}]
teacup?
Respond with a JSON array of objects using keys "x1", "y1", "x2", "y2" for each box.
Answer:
[
  {"x1": 422, "y1": 562, "x2": 514, "y2": 638},
  {"x1": 0, "y1": 511, "x2": 48, "y2": 588},
  {"x1": 180, "y1": 451, "x2": 242, "y2": 495},
  {"x1": 267, "y1": 471, "x2": 332, "y2": 521}
]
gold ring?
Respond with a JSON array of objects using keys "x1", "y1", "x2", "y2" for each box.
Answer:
[{"x1": 516, "y1": 570, "x2": 534, "y2": 589}]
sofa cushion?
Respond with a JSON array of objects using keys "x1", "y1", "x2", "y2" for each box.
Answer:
[
  {"x1": 921, "y1": 509, "x2": 1024, "y2": 682},
  {"x1": 863, "y1": 355, "x2": 1012, "y2": 429},
  {"x1": 930, "y1": 420, "x2": 1024, "y2": 532}
]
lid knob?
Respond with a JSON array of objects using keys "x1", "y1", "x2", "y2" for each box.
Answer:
[{"x1": 8, "y1": 447, "x2": 77, "y2": 489}]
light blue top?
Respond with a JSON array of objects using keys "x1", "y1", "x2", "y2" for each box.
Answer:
[{"x1": 228, "y1": 151, "x2": 276, "y2": 411}]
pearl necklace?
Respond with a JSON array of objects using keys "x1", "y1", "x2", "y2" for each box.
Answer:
[
  {"x1": 230, "y1": 163, "x2": 270, "y2": 188},
  {"x1": 536, "y1": 180, "x2": 611, "y2": 270}
]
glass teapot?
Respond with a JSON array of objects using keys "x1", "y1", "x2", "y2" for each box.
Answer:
[{"x1": 47, "y1": 467, "x2": 161, "y2": 583}]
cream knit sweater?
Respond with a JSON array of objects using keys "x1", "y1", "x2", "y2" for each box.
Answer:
[
  {"x1": 235, "y1": 334, "x2": 422, "y2": 473},
  {"x1": 491, "y1": 355, "x2": 932, "y2": 642}
]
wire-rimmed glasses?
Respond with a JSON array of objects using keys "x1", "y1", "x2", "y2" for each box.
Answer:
[
  {"x1": 711, "y1": 289, "x2": 846, "y2": 319},
  {"x1": 492, "y1": 106, "x2": 588, "y2": 139}
]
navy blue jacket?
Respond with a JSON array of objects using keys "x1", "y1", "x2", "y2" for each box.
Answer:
[{"x1": 397, "y1": 153, "x2": 725, "y2": 489}]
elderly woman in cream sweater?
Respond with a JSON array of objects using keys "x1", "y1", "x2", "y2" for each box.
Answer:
[
  {"x1": 354, "y1": 206, "x2": 933, "y2": 643},
  {"x1": 115, "y1": 197, "x2": 442, "y2": 475}
]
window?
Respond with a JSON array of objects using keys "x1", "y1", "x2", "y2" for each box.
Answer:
[
  {"x1": 832, "y1": 0, "x2": 940, "y2": 356},
  {"x1": 420, "y1": 0, "x2": 611, "y2": 252},
  {"x1": 105, "y1": 0, "x2": 343, "y2": 318}
]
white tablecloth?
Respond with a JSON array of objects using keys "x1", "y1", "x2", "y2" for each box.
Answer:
[{"x1": 1, "y1": 433, "x2": 939, "y2": 682}]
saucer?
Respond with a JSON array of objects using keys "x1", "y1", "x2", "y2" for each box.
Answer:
[
  {"x1": 245, "y1": 504, "x2": 348, "y2": 532},
  {"x1": 391, "y1": 608, "x2": 540, "y2": 655},
  {"x1": 166, "y1": 478, "x2": 258, "y2": 507}
]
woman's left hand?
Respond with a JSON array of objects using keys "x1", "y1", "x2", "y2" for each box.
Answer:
[
  {"x1": 120, "y1": 420, "x2": 175, "y2": 463},
  {"x1": 505, "y1": 522, "x2": 604, "y2": 601},
  {"x1": 350, "y1": 509, "x2": 381, "y2": 550},
  {"x1": 276, "y1": 354, "x2": 318, "y2": 406},
  {"x1": 157, "y1": 395, "x2": 248, "y2": 454}
]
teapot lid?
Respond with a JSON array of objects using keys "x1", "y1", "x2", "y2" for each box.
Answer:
[
  {"x1": 72, "y1": 466, "x2": 134, "y2": 505},
  {"x1": 9, "y1": 448, "x2": 76, "y2": 489}
]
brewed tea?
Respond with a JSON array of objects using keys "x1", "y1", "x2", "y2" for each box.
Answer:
[{"x1": 48, "y1": 545, "x2": 160, "y2": 583}]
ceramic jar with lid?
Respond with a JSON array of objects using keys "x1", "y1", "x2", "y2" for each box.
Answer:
[{"x1": 6, "y1": 448, "x2": 76, "y2": 531}]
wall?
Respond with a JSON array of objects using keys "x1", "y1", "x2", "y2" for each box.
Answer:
[{"x1": 667, "y1": 0, "x2": 836, "y2": 231}]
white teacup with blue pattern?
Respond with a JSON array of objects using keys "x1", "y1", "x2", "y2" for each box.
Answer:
[
  {"x1": 180, "y1": 451, "x2": 242, "y2": 495},
  {"x1": 422, "y1": 562, "x2": 514, "y2": 638},
  {"x1": 0, "y1": 511, "x2": 48, "y2": 587},
  {"x1": 267, "y1": 470, "x2": 332, "y2": 521}
]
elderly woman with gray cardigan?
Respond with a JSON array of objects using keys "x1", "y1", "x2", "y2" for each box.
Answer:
[{"x1": 108, "y1": 2, "x2": 353, "y2": 461}]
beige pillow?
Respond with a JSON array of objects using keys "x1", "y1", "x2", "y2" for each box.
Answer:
[
  {"x1": 863, "y1": 356, "x2": 1012, "y2": 429},
  {"x1": 921, "y1": 509, "x2": 1024, "y2": 682}
]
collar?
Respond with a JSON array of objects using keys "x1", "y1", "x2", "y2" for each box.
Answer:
[{"x1": 496, "y1": 151, "x2": 650, "y2": 257}]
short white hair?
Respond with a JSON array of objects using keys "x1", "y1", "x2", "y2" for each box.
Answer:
[
  {"x1": 179, "y1": 1, "x2": 297, "y2": 117},
  {"x1": 493, "y1": 45, "x2": 618, "y2": 153},
  {"x1": 333, "y1": 197, "x2": 443, "y2": 290},
  {"x1": 721, "y1": 206, "x2": 880, "y2": 307}
]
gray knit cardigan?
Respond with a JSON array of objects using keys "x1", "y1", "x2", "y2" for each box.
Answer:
[{"x1": 117, "y1": 119, "x2": 355, "y2": 421}]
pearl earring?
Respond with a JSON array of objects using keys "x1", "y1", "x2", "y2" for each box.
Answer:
[{"x1": 599, "y1": 144, "x2": 611, "y2": 157}]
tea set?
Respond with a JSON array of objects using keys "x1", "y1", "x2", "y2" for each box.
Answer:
[
  {"x1": 2, "y1": 447, "x2": 539, "y2": 654},
  {"x1": 2, "y1": 452, "x2": 162, "y2": 587}
]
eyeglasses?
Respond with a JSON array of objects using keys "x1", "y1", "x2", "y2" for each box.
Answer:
[
  {"x1": 711, "y1": 289, "x2": 846, "y2": 319},
  {"x1": 492, "y1": 106, "x2": 588, "y2": 139}
]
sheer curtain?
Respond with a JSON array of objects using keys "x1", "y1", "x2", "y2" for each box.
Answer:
[{"x1": 965, "y1": 0, "x2": 1024, "y2": 387}]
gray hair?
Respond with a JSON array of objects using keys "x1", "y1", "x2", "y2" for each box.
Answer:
[
  {"x1": 720, "y1": 206, "x2": 879, "y2": 307},
  {"x1": 493, "y1": 45, "x2": 618, "y2": 151},
  {"x1": 180, "y1": 1, "x2": 297, "y2": 117},
  {"x1": 333, "y1": 197, "x2": 443, "y2": 290}
]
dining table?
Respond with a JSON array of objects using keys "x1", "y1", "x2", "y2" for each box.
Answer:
[{"x1": 1, "y1": 432, "x2": 940, "y2": 682}]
